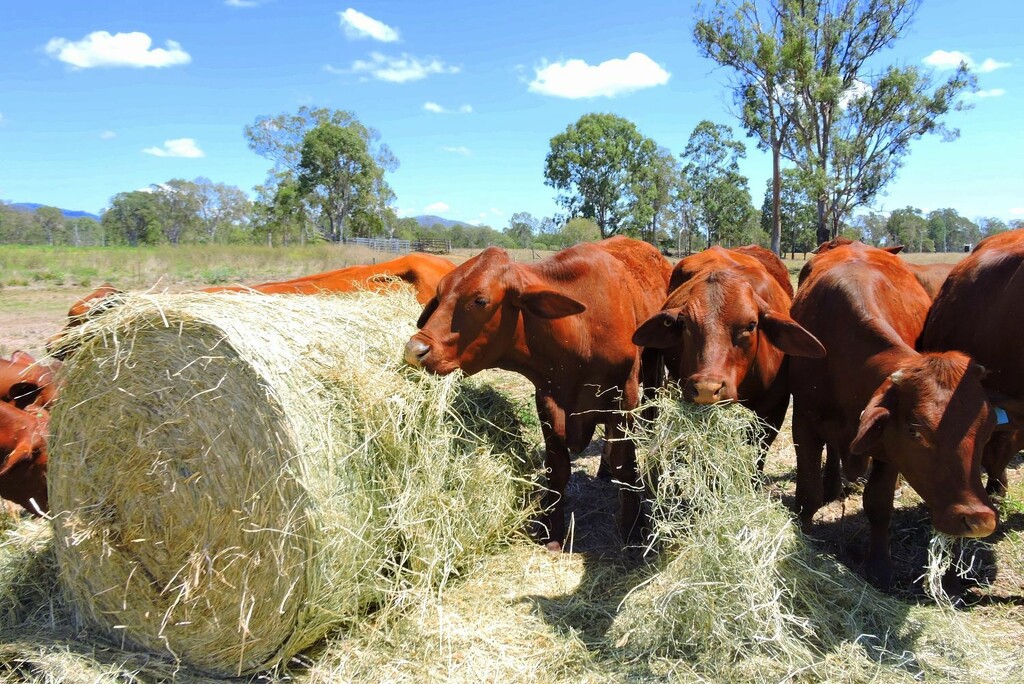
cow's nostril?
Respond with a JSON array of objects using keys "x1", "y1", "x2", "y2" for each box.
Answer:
[{"x1": 403, "y1": 339, "x2": 431, "y2": 367}]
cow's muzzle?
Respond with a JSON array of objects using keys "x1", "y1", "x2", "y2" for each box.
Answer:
[
  {"x1": 404, "y1": 338, "x2": 431, "y2": 368},
  {"x1": 685, "y1": 378, "x2": 729, "y2": 405}
]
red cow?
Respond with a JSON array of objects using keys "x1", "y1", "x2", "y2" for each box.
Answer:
[
  {"x1": 0, "y1": 402, "x2": 49, "y2": 514},
  {"x1": 806, "y1": 236, "x2": 953, "y2": 299},
  {"x1": 403, "y1": 237, "x2": 672, "y2": 550},
  {"x1": 789, "y1": 241, "x2": 997, "y2": 588},
  {"x1": 632, "y1": 246, "x2": 824, "y2": 465},
  {"x1": 47, "y1": 284, "x2": 124, "y2": 359},
  {"x1": 919, "y1": 228, "x2": 1024, "y2": 495},
  {"x1": 907, "y1": 262, "x2": 955, "y2": 300},
  {"x1": 49, "y1": 255, "x2": 457, "y2": 358},
  {"x1": 731, "y1": 244, "x2": 795, "y2": 299},
  {"x1": 0, "y1": 351, "x2": 60, "y2": 410},
  {"x1": 203, "y1": 253, "x2": 455, "y2": 305}
]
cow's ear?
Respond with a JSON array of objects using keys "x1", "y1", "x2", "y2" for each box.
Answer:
[
  {"x1": 632, "y1": 309, "x2": 685, "y2": 348},
  {"x1": 515, "y1": 286, "x2": 586, "y2": 319},
  {"x1": 416, "y1": 297, "x2": 439, "y2": 328},
  {"x1": 986, "y1": 391, "x2": 1024, "y2": 432},
  {"x1": 883, "y1": 245, "x2": 905, "y2": 254},
  {"x1": 759, "y1": 311, "x2": 826, "y2": 358},
  {"x1": 850, "y1": 382, "x2": 897, "y2": 455},
  {"x1": 10, "y1": 350, "x2": 35, "y2": 365}
]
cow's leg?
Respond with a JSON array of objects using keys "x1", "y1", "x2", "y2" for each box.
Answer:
[
  {"x1": 604, "y1": 416, "x2": 646, "y2": 546},
  {"x1": 536, "y1": 395, "x2": 570, "y2": 551},
  {"x1": 753, "y1": 389, "x2": 789, "y2": 471},
  {"x1": 792, "y1": 405, "x2": 825, "y2": 534},
  {"x1": 982, "y1": 431, "x2": 1019, "y2": 496},
  {"x1": 862, "y1": 459, "x2": 899, "y2": 590}
]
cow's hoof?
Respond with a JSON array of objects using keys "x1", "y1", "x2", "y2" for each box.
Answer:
[{"x1": 545, "y1": 541, "x2": 563, "y2": 553}]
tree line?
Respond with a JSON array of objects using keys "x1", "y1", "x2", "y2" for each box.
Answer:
[{"x1": 2, "y1": 1, "x2": 1015, "y2": 255}]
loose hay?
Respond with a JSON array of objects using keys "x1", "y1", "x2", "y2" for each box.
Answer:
[
  {"x1": 609, "y1": 390, "x2": 1020, "y2": 682},
  {"x1": 46, "y1": 290, "x2": 539, "y2": 676}
]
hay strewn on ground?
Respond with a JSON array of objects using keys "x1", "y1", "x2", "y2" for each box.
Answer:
[
  {"x1": 0, "y1": 313, "x2": 1021, "y2": 681},
  {"x1": 45, "y1": 290, "x2": 540, "y2": 676}
]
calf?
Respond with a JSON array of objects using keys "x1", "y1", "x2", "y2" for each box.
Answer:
[
  {"x1": 789, "y1": 241, "x2": 997, "y2": 588},
  {"x1": 0, "y1": 402, "x2": 49, "y2": 514},
  {"x1": 919, "y1": 228, "x2": 1024, "y2": 495},
  {"x1": 632, "y1": 246, "x2": 824, "y2": 465},
  {"x1": 404, "y1": 237, "x2": 672, "y2": 550}
]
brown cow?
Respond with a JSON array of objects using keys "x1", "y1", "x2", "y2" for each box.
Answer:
[
  {"x1": 0, "y1": 351, "x2": 60, "y2": 410},
  {"x1": 806, "y1": 236, "x2": 953, "y2": 299},
  {"x1": 789, "y1": 241, "x2": 997, "y2": 588},
  {"x1": 0, "y1": 402, "x2": 49, "y2": 514},
  {"x1": 49, "y1": 254, "x2": 457, "y2": 358},
  {"x1": 47, "y1": 283, "x2": 124, "y2": 359},
  {"x1": 920, "y1": 228, "x2": 1024, "y2": 495},
  {"x1": 403, "y1": 237, "x2": 672, "y2": 550},
  {"x1": 202, "y1": 253, "x2": 455, "y2": 304},
  {"x1": 632, "y1": 246, "x2": 824, "y2": 466},
  {"x1": 907, "y1": 262, "x2": 955, "y2": 300}
]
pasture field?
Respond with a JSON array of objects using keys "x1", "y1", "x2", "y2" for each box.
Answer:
[{"x1": 0, "y1": 243, "x2": 1022, "y2": 682}]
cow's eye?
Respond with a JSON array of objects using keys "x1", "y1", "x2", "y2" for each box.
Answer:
[
  {"x1": 908, "y1": 426, "x2": 922, "y2": 440},
  {"x1": 473, "y1": 297, "x2": 488, "y2": 308},
  {"x1": 745, "y1": 321, "x2": 757, "y2": 333}
]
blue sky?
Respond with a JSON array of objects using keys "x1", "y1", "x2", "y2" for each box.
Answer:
[{"x1": 1, "y1": 0, "x2": 1021, "y2": 227}]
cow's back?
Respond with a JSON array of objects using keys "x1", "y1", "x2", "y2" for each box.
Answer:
[
  {"x1": 672, "y1": 246, "x2": 790, "y2": 310},
  {"x1": 921, "y1": 229, "x2": 1024, "y2": 397},
  {"x1": 791, "y1": 244, "x2": 932, "y2": 406},
  {"x1": 732, "y1": 245, "x2": 794, "y2": 299},
  {"x1": 596, "y1": 236, "x2": 672, "y2": 308}
]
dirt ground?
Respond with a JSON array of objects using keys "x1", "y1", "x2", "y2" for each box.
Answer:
[{"x1": 3, "y1": 275, "x2": 1021, "y2": 610}]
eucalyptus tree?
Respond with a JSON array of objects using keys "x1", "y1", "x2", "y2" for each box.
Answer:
[
  {"x1": 926, "y1": 207, "x2": 979, "y2": 253},
  {"x1": 695, "y1": 1, "x2": 793, "y2": 254},
  {"x1": 759, "y1": 168, "x2": 816, "y2": 256},
  {"x1": 103, "y1": 191, "x2": 163, "y2": 246},
  {"x1": 544, "y1": 113, "x2": 658, "y2": 238},
  {"x1": 694, "y1": 0, "x2": 976, "y2": 244},
  {"x1": 681, "y1": 120, "x2": 758, "y2": 247},
  {"x1": 297, "y1": 121, "x2": 393, "y2": 242}
]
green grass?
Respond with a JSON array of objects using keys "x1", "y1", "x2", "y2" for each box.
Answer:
[{"x1": 0, "y1": 244, "x2": 396, "y2": 290}]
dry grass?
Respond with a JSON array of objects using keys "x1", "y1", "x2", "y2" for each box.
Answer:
[{"x1": 45, "y1": 289, "x2": 540, "y2": 677}]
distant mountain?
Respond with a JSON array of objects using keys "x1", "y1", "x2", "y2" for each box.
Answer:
[
  {"x1": 7, "y1": 202, "x2": 101, "y2": 222},
  {"x1": 413, "y1": 215, "x2": 473, "y2": 229}
]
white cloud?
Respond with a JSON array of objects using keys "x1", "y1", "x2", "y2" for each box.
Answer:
[
  {"x1": 225, "y1": 0, "x2": 259, "y2": 6},
  {"x1": 922, "y1": 50, "x2": 1010, "y2": 73},
  {"x1": 339, "y1": 8, "x2": 399, "y2": 42},
  {"x1": 441, "y1": 145, "x2": 471, "y2": 156},
  {"x1": 45, "y1": 31, "x2": 191, "y2": 69},
  {"x1": 489, "y1": 208, "x2": 502, "y2": 216},
  {"x1": 529, "y1": 52, "x2": 670, "y2": 99},
  {"x1": 423, "y1": 201, "x2": 449, "y2": 214},
  {"x1": 348, "y1": 52, "x2": 459, "y2": 83},
  {"x1": 1011, "y1": 208, "x2": 1024, "y2": 216},
  {"x1": 423, "y1": 101, "x2": 473, "y2": 114},
  {"x1": 100, "y1": 130, "x2": 116, "y2": 139},
  {"x1": 0, "y1": 113, "x2": 5, "y2": 126},
  {"x1": 973, "y1": 88, "x2": 1007, "y2": 98},
  {"x1": 142, "y1": 138, "x2": 204, "y2": 158}
]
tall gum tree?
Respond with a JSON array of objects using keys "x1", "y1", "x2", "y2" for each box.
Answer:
[
  {"x1": 544, "y1": 113, "x2": 657, "y2": 239},
  {"x1": 695, "y1": 0, "x2": 975, "y2": 245}
]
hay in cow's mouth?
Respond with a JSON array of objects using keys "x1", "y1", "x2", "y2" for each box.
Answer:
[{"x1": 45, "y1": 289, "x2": 540, "y2": 677}]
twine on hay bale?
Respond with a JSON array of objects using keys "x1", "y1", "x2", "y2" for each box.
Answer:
[{"x1": 47, "y1": 289, "x2": 539, "y2": 676}]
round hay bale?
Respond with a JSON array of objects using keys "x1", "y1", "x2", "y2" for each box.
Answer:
[{"x1": 48, "y1": 290, "x2": 538, "y2": 676}]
